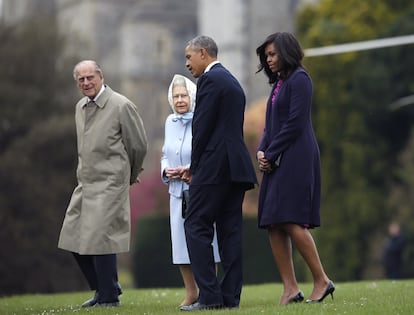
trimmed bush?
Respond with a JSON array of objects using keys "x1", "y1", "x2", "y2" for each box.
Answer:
[{"x1": 131, "y1": 214, "x2": 288, "y2": 288}]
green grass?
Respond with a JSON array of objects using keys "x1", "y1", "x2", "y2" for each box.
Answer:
[{"x1": 0, "y1": 280, "x2": 413, "y2": 314}]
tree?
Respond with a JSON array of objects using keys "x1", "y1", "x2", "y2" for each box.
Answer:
[
  {"x1": 384, "y1": 6, "x2": 414, "y2": 278},
  {"x1": 296, "y1": 0, "x2": 414, "y2": 280},
  {"x1": 0, "y1": 18, "x2": 77, "y2": 151},
  {"x1": 0, "y1": 17, "x2": 82, "y2": 295}
]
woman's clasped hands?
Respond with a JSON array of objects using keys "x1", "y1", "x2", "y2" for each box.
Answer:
[
  {"x1": 257, "y1": 150, "x2": 273, "y2": 173},
  {"x1": 165, "y1": 166, "x2": 186, "y2": 180},
  {"x1": 165, "y1": 166, "x2": 192, "y2": 184}
]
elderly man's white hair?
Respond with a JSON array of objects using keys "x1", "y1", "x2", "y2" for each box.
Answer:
[{"x1": 73, "y1": 60, "x2": 103, "y2": 80}]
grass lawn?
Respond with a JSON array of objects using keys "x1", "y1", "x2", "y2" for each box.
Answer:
[{"x1": 0, "y1": 279, "x2": 412, "y2": 314}]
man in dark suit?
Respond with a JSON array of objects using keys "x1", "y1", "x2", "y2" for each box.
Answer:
[{"x1": 180, "y1": 35, "x2": 257, "y2": 311}]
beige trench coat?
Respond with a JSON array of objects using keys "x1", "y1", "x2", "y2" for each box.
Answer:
[{"x1": 58, "y1": 86, "x2": 147, "y2": 255}]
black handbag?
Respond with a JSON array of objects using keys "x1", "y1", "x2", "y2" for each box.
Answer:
[{"x1": 182, "y1": 189, "x2": 190, "y2": 218}]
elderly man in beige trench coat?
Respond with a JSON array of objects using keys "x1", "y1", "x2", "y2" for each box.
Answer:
[{"x1": 58, "y1": 60, "x2": 147, "y2": 307}]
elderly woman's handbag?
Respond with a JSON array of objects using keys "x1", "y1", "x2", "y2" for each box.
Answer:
[{"x1": 181, "y1": 189, "x2": 190, "y2": 218}]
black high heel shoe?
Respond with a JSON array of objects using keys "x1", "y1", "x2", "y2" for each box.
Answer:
[
  {"x1": 288, "y1": 291, "x2": 304, "y2": 303},
  {"x1": 306, "y1": 281, "x2": 335, "y2": 303}
]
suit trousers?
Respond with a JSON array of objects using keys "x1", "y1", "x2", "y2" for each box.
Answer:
[
  {"x1": 72, "y1": 252, "x2": 119, "y2": 303},
  {"x1": 184, "y1": 183, "x2": 245, "y2": 307}
]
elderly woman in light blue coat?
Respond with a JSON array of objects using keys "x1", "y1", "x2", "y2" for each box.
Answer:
[{"x1": 161, "y1": 74, "x2": 220, "y2": 307}]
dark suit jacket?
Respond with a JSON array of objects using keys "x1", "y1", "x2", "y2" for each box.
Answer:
[{"x1": 190, "y1": 63, "x2": 256, "y2": 189}]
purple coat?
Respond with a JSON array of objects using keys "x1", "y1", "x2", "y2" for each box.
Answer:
[{"x1": 257, "y1": 68, "x2": 321, "y2": 228}]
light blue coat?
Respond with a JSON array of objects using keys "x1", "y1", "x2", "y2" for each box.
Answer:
[{"x1": 160, "y1": 114, "x2": 192, "y2": 197}]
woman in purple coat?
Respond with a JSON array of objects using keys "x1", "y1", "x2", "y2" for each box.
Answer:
[{"x1": 256, "y1": 32, "x2": 334, "y2": 305}]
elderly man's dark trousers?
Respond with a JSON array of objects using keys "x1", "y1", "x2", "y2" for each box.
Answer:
[{"x1": 72, "y1": 253, "x2": 119, "y2": 303}]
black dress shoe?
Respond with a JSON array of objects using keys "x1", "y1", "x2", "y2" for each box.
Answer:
[
  {"x1": 95, "y1": 301, "x2": 120, "y2": 307},
  {"x1": 225, "y1": 304, "x2": 239, "y2": 309},
  {"x1": 81, "y1": 291, "x2": 99, "y2": 307},
  {"x1": 81, "y1": 283, "x2": 122, "y2": 308},
  {"x1": 306, "y1": 281, "x2": 335, "y2": 303},
  {"x1": 180, "y1": 301, "x2": 223, "y2": 311}
]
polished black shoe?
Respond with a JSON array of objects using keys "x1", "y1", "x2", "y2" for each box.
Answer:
[
  {"x1": 81, "y1": 283, "x2": 122, "y2": 308},
  {"x1": 288, "y1": 291, "x2": 304, "y2": 303},
  {"x1": 81, "y1": 291, "x2": 99, "y2": 308},
  {"x1": 95, "y1": 301, "x2": 120, "y2": 307},
  {"x1": 225, "y1": 304, "x2": 239, "y2": 309},
  {"x1": 180, "y1": 301, "x2": 223, "y2": 311},
  {"x1": 306, "y1": 281, "x2": 335, "y2": 303}
]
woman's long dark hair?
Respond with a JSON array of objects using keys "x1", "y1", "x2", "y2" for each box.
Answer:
[{"x1": 256, "y1": 32, "x2": 304, "y2": 84}]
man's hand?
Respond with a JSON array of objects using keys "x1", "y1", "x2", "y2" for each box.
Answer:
[{"x1": 181, "y1": 168, "x2": 192, "y2": 184}]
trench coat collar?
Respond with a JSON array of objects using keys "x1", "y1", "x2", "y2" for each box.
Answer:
[{"x1": 81, "y1": 85, "x2": 112, "y2": 109}]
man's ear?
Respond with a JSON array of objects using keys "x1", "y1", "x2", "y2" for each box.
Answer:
[{"x1": 199, "y1": 48, "x2": 208, "y2": 59}]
